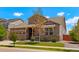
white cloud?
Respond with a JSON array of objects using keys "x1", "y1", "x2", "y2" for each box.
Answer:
[
  {"x1": 66, "y1": 16, "x2": 79, "y2": 34},
  {"x1": 13, "y1": 12, "x2": 23, "y2": 16},
  {"x1": 45, "y1": 16, "x2": 50, "y2": 18},
  {"x1": 57, "y1": 12, "x2": 64, "y2": 16},
  {"x1": 66, "y1": 16, "x2": 79, "y2": 26},
  {"x1": 66, "y1": 27, "x2": 72, "y2": 34}
]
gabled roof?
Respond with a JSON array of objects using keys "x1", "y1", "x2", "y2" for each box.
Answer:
[
  {"x1": 11, "y1": 22, "x2": 27, "y2": 28},
  {"x1": 0, "y1": 18, "x2": 7, "y2": 22},
  {"x1": 43, "y1": 20, "x2": 60, "y2": 25},
  {"x1": 8, "y1": 18, "x2": 27, "y2": 28},
  {"x1": 8, "y1": 18, "x2": 24, "y2": 23},
  {"x1": 28, "y1": 14, "x2": 48, "y2": 21},
  {"x1": 8, "y1": 21, "x2": 27, "y2": 28},
  {"x1": 49, "y1": 16, "x2": 66, "y2": 30},
  {"x1": 28, "y1": 14, "x2": 48, "y2": 24}
]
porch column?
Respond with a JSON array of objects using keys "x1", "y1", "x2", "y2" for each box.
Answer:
[
  {"x1": 25, "y1": 28, "x2": 27, "y2": 40},
  {"x1": 38, "y1": 27, "x2": 40, "y2": 42},
  {"x1": 32, "y1": 27, "x2": 33, "y2": 37}
]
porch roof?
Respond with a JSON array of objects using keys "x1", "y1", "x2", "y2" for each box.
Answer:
[
  {"x1": 41, "y1": 25, "x2": 55, "y2": 28},
  {"x1": 27, "y1": 24, "x2": 56, "y2": 28}
]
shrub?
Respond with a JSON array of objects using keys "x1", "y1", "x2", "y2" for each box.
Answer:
[
  {"x1": 51, "y1": 36, "x2": 59, "y2": 42},
  {"x1": 31, "y1": 36, "x2": 36, "y2": 42},
  {"x1": 69, "y1": 31, "x2": 79, "y2": 42},
  {"x1": 40, "y1": 36, "x2": 58, "y2": 42},
  {"x1": 10, "y1": 33, "x2": 17, "y2": 47},
  {"x1": 0, "y1": 25, "x2": 6, "y2": 41},
  {"x1": 40, "y1": 36, "x2": 50, "y2": 42}
]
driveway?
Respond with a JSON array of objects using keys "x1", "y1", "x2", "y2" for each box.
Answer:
[
  {"x1": 64, "y1": 41, "x2": 79, "y2": 48},
  {"x1": 0, "y1": 40, "x2": 12, "y2": 45}
]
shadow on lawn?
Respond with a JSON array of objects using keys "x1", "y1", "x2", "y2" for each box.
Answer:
[
  {"x1": 15, "y1": 41, "x2": 39, "y2": 45},
  {"x1": 26, "y1": 42, "x2": 38, "y2": 45}
]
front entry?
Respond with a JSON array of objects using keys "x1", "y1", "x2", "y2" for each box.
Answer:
[{"x1": 28, "y1": 28, "x2": 32, "y2": 40}]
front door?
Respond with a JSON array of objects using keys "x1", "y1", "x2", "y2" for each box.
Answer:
[{"x1": 28, "y1": 28, "x2": 32, "y2": 40}]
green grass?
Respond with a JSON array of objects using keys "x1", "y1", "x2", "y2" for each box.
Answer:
[{"x1": 15, "y1": 42, "x2": 64, "y2": 47}]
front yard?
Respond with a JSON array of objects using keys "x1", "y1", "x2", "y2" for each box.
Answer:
[
  {"x1": 15, "y1": 41, "x2": 64, "y2": 47},
  {"x1": 0, "y1": 41, "x2": 79, "y2": 52}
]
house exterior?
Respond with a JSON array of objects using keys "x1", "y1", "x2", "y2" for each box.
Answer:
[
  {"x1": 0, "y1": 18, "x2": 24, "y2": 40},
  {"x1": 8, "y1": 13, "x2": 66, "y2": 42},
  {"x1": 0, "y1": 18, "x2": 9, "y2": 29}
]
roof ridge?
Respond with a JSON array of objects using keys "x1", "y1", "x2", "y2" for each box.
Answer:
[{"x1": 49, "y1": 16, "x2": 65, "y2": 19}]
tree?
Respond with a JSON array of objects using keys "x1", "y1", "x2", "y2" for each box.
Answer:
[
  {"x1": 0, "y1": 25, "x2": 6, "y2": 41},
  {"x1": 69, "y1": 31, "x2": 78, "y2": 42},
  {"x1": 69, "y1": 19, "x2": 79, "y2": 42},
  {"x1": 10, "y1": 33, "x2": 17, "y2": 47}
]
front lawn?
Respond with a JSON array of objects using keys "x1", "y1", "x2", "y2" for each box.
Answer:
[{"x1": 15, "y1": 41, "x2": 64, "y2": 47}]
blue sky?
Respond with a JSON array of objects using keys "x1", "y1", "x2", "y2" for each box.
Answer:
[{"x1": 0, "y1": 7, "x2": 79, "y2": 33}]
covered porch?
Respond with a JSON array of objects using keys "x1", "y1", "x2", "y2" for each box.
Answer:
[{"x1": 26, "y1": 24, "x2": 57, "y2": 42}]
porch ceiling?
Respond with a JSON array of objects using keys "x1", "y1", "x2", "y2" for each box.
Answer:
[{"x1": 27, "y1": 24, "x2": 55, "y2": 28}]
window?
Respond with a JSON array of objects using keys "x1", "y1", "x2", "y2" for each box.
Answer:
[
  {"x1": 45, "y1": 28, "x2": 53, "y2": 35},
  {"x1": 49, "y1": 28, "x2": 53, "y2": 35},
  {"x1": 45, "y1": 28, "x2": 48, "y2": 35},
  {"x1": 49, "y1": 32, "x2": 53, "y2": 35}
]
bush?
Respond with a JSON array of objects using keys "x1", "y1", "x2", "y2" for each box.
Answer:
[
  {"x1": 0, "y1": 25, "x2": 6, "y2": 41},
  {"x1": 10, "y1": 33, "x2": 17, "y2": 47},
  {"x1": 51, "y1": 36, "x2": 59, "y2": 42},
  {"x1": 31, "y1": 36, "x2": 36, "y2": 42},
  {"x1": 40, "y1": 36, "x2": 50, "y2": 42},
  {"x1": 69, "y1": 20, "x2": 79, "y2": 42},
  {"x1": 69, "y1": 31, "x2": 79, "y2": 42},
  {"x1": 30, "y1": 36, "x2": 59, "y2": 42},
  {"x1": 52, "y1": 39, "x2": 57, "y2": 42},
  {"x1": 40, "y1": 36, "x2": 58, "y2": 42}
]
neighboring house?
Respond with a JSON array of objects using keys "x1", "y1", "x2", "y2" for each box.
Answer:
[
  {"x1": 8, "y1": 13, "x2": 66, "y2": 41},
  {"x1": 0, "y1": 18, "x2": 23, "y2": 40},
  {"x1": 8, "y1": 19, "x2": 27, "y2": 40},
  {"x1": 0, "y1": 18, "x2": 23, "y2": 29},
  {"x1": 0, "y1": 18, "x2": 9, "y2": 29}
]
